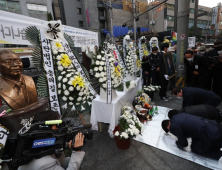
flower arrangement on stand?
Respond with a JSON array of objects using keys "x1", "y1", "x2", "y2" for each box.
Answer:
[
  {"x1": 90, "y1": 49, "x2": 124, "y2": 100},
  {"x1": 140, "y1": 36, "x2": 149, "y2": 57},
  {"x1": 125, "y1": 50, "x2": 135, "y2": 75},
  {"x1": 51, "y1": 41, "x2": 94, "y2": 113},
  {"x1": 113, "y1": 104, "x2": 144, "y2": 150},
  {"x1": 143, "y1": 85, "x2": 161, "y2": 101}
]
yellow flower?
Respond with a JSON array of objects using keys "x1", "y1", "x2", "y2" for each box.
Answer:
[
  {"x1": 71, "y1": 75, "x2": 85, "y2": 88},
  {"x1": 60, "y1": 54, "x2": 72, "y2": 67},
  {"x1": 144, "y1": 50, "x2": 148, "y2": 56},
  {"x1": 115, "y1": 65, "x2": 121, "y2": 77},
  {"x1": 137, "y1": 60, "x2": 141, "y2": 68},
  {"x1": 55, "y1": 42, "x2": 62, "y2": 48}
]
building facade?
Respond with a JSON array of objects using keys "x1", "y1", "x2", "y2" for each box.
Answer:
[
  {"x1": 211, "y1": 3, "x2": 222, "y2": 37},
  {"x1": 52, "y1": 0, "x2": 149, "y2": 43},
  {"x1": 0, "y1": 0, "x2": 54, "y2": 21},
  {"x1": 147, "y1": 0, "x2": 215, "y2": 41}
]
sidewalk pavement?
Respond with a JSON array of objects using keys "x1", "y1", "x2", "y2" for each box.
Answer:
[{"x1": 80, "y1": 91, "x2": 222, "y2": 170}]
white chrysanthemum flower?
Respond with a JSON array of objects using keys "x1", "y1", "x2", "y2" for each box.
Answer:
[
  {"x1": 58, "y1": 66, "x2": 63, "y2": 71},
  {"x1": 99, "y1": 66, "x2": 103, "y2": 71},
  {"x1": 83, "y1": 96, "x2": 86, "y2": 101},
  {"x1": 103, "y1": 77, "x2": 106, "y2": 81},
  {"x1": 79, "y1": 92, "x2": 83, "y2": 96},
  {"x1": 102, "y1": 84, "x2": 106, "y2": 88},
  {"x1": 115, "y1": 131, "x2": 119, "y2": 136},
  {"x1": 100, "y1": 61, "x2": 104, "y2": 65},
  {"x1": 61, "y1": 71, "x2": 66, "y2": 75},
  {"x1": 76, "y1": 103, "x2": 80, "y2": 105},
  {"x1": 63, "y1": 78, "x2": 68, "y2": 83},
  {"x1": 63, "y1": 84, "x2": 66, "y2": 90},
  {"x1": 97, "y1": 55, "x2": 101, "y2": 59},
  {"x1": 58, "y1": 83, "x2": 61, "y2": 88},
  {"x1": 95, "y1": 73, "x2": 100, "y2": 78},
  {"x1": 69, "y1": 86, "x2": 74, "y2": 91},
  {"x1": 101, "y1": 51, "x2": 105, "y2": 54},
  {"x1": 69, "y1": 97, "x2": 74, "y2": 101},
  {"x1": 99, "y1": 78, "x2": 103, "y2": 82},
  {"x1": 76, "y1": 86, "x2": 80, "y2": 91},
  {"x1": 58, "y1": 76, "x2": 62, "y2": 81},
  {"x1": 58, "y1": 90, "x2": 61, "y2": 94},
  {"x1": 77, "y1": 97, "x2": 82, "y2": 101},
  {"x1": 69, "y1": 102, "x2": 73, "y2": 105},
  {"x1": 94, "y1": 67, "x2": 98, "y2": 71},
  {"x1": 57, "y1": 61, "x2": 62, "y2": 66},
  {"x1": 96, "y1": 61, "x2": 100, "y2": 65},
  {"x1": 64, "y1": 90, "x2": 69, "y2": 96},
  {"x1": 57, "y1": 55, "x2": 61, "y2": 60},
  {"x1": 66, "y1": 74, "x2": 71, "y2": 78},
  {"x1": 62, "y1": 96, "x2": 67, "y2": 101},
  {"x1": 53, "y1": 50, "x2": 58, "y2": 55}
]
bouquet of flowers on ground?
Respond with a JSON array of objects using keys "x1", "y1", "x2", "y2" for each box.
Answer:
[
  {"x1": 114, "y1": 105, "x2": 144, "y2": 140},
  {"x1": 51, "y1": 41, "x2": 94, "y2": 112},
  {"x1": 143, "y1": 85, "x2": 161, "y2": 93},
  {"x1": 90, "y1": 50, "x2": 124, "y2": 90},
  {"x1": 134, "y1": 90, "x2": 150, "y2": 106}
]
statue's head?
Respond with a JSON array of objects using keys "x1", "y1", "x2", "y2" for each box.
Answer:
[{"x1": 0, "y1": 50, "x2": 23, "y2": 79}]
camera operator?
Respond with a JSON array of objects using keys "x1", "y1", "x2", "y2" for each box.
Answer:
[
  {"x1": 213, "y1": 54, "x2": 222, "y2": 99},
  {"x1": 15, "y1": 110, "x2": 85, "y2": 170}
]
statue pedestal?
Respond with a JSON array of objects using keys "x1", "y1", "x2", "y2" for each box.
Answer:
[{"x1": 0, "y1": 97, "x2": 49, "y2": 137}]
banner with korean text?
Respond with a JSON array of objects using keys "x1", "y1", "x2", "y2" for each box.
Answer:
[{"x1": 0, "y1": 10, "x2": 98, "y2": 47}]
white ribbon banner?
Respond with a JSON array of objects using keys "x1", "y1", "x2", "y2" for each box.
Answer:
[
  {"x1": 123, "y1": 38, "x2": 126, "y2": 60},
  {"x1": 105, "y1": 51, "x2": 112, "y2": 104},
  {"x1": 114, "y1": 46, "x2": 126, "y2": 70},
  {"x1": 62, "y1": 39, "x2": 99, "y2": 97},
  {"x1": 138, "y1": 38, "x2": 142, "y2": 60},
  {"x1": 40, "y1": 31, "x2": 61, "y2": 115}
]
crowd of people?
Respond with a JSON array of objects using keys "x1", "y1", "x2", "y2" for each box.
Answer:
[{"x1": 142, "y1": 41, "x2": 222, "y2": 101}]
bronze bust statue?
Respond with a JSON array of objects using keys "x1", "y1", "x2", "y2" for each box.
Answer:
[{"x1": 0, "y1": 50, "x2": 38, "y2": 110}]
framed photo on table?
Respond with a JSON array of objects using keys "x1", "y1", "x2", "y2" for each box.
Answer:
[{"x1": 163, "y1": 52, "x2": 176, "y2": 79}]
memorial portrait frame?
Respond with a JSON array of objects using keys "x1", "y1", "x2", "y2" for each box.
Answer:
[{"x1": 163, "y1": 52, "x2": 176, "y2": 79}]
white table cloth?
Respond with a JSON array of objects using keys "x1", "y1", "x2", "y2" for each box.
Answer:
[{"x1": 90, "y1": 78, "x2": 142, "y2": 136}]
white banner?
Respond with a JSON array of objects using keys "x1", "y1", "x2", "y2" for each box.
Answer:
[
  {"x1": 62, "y1": 39, "x2": 99, "y2": 97},
  {"x1": 40, "y1": 31, "x2": 61, "y2": 115},
  {"x1": 105, "y1": 51, "x2": 112, "y2": 104},
  {"x1": 188, "y1": 37, "x2": 196, "y2": 48},
  {"x1": 0, "y1": 10, "x2": 98, "y2": 47}
]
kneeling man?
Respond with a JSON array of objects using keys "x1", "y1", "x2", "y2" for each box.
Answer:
[{"x1": 162, "y1": 113, "x2": 222, "y2": 161}]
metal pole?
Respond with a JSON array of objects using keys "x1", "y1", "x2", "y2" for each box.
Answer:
[
  {"x1": 176, "y1": 0, "x2": 190, "y2": 87},
  {"x1": 174, "y1": 0, "x2": 178, "y2": 32},
  {"x1": 110, "y1": 0, "x2": 113, "y2": 36},
  {"x1": 193, "y1": 0, "x2": 198, "y2": 36},
  {"x1": 206, "y1": 12, "x2": 210, "y2": 43},
  {"x1": 133, "y1": 0, "x2": 136, "y2": 47}
]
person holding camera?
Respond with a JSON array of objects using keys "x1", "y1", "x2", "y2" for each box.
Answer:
[
  {"x1": 213, "y1": 54, "x2": 222, "y2": 99},
  {"x1": 17, "y1": 110, "x2": 85, "y2": 170}
]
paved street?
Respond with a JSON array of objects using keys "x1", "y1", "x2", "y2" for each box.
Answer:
[{"x1": 80, "y1": 91, "x2": 222, "y2": 170}]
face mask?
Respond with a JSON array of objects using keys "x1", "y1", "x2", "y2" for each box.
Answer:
[
  {"x1": 153, "y1": 53, "x2": 157, "y2": 55},
  {"x1": 167, "y1": 48, "x2": 169, "y2": 52},
  {"x1": 186, "y1": 57, "x2": 193, "y2": 62},
  {"x1": 177, "y1": 97, "x2": 182, "y2": 99},
  {"x1": 218, "y1": 51, "x2": 222, "y2": 54}
]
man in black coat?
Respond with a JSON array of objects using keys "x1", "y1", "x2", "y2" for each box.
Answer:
[
  {"x1": 205, "y1": 43, "x2": 222, "y2": 90},
  {"x1": 213, "y1": 54, "x2": 222, "y2": 98},
  {"x1": 184, "y1": 50, "x2": 208, "y2": 89},
  {"x1": 168, "y1": 104, "x2": 222, "y2": 123},
  {"x1": 173, "y1": 87, "x2": 221, "y2": 108},
  {"x1": 159, "y1": 43, "x2": 171, "y2": 101},
  {"x1": 162, "y1": 113, "x2": 222, "y2": 160},
  {"x1": 147, "y1": 47, "x2": 160, "y2": 85},
  {"x1": 142, "y1": 55, "x2": 150, "y2": 86}
]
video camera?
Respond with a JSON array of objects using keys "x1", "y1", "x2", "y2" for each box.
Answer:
[{"x1": 2, "y1": 118, "x2": 93, "y2": 170}]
